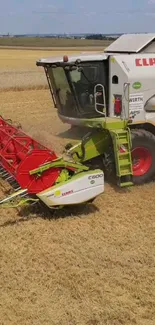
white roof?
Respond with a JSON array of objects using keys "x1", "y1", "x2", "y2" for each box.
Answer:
[
  {"x1": 37, "y1": 52, "x2": 107, "y2": 65},
  {"x1": 104, "y1": 33, "x2": 155, "y2": 53}
]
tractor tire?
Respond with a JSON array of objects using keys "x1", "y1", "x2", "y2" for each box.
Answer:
[{"x1": 131, "y1": 129, "x2": 155, "y2": 185}]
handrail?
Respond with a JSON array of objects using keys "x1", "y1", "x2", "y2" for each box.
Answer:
[{"x1": 94, "y1": 84, "x2": 106, "y2": 119}]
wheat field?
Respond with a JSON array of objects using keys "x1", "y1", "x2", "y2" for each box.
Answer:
[
  {"x1": 0, "y1": 48, "x2": 101, "y2": 90},
  {"x1": 0, "y1": 48, "x2": 155, "y2": 325}
]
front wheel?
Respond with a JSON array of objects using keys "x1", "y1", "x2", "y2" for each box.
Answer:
[{"x1": 131, "y1": 129, "x2": 155, "y2": 185}]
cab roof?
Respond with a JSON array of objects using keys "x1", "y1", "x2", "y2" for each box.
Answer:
[{"x1": 36, "y1": 52, "x2": 107, "y2": 66}]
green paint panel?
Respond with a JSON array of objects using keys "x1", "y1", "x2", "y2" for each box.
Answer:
[
  {"x1": 70, "y1": 117, "x2": 128, "y2": 130},
  {"x1": 67, "y1": 129, "x2": 111, "y2": 163},
  {"x1": 29, "y1": 157, "x2": 89, "y2": 176},
  {"x1": 132, "y1": 82, "x2": 142, "y2": 89}
]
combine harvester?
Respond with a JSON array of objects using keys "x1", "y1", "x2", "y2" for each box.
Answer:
[{"x1": 1, "y1": 33, "x2": 155, "y2": 209}]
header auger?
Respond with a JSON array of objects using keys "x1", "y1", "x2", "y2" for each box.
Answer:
[{"x1": 0, "y1": 116, "x2": 104, "y2": 209}]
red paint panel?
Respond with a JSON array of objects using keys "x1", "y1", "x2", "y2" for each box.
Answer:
[{"x1": 0, "y1": 117, "x2": 60, "y2": 194}]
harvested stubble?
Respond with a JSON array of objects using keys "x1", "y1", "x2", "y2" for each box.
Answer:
[{"x1": 0, "y1": 49, "x2": 155, "y2": 325}]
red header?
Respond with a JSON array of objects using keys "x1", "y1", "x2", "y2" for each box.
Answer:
[{"x1": 136, "y1": 58, "x2": 155, "y2": 66}]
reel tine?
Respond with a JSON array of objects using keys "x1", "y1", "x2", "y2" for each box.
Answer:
[
  {"x1": 7, "y1": 179, "x2": 17, "y2": 186},
  {"x1": 6, "y1": 176, "x2": 15, "y2": 182},
  {"x1": 0, "y1": 169, "x2": 6, "y2": 175},
  {"x1": 19, "y1": 191, "x2": 29, "y2": 198},
  {"x1": 14, "y1": 187, "x2": 22, "y2": 192},
  {"x1": 1, "y1": 172, "x2": 10, "y2": 178},
  {"x1": 7, "y1": 177, "x2": 19, "y2": 187},
  {"x1": 0, "y1": 189, "x2": 28, "y2": 205},
  {"x1": 0, "y1": 168, "x2": 9, "y2": 176},
  {"x1": 8, "y1": 178, "x2": 18, "y2": 184}
]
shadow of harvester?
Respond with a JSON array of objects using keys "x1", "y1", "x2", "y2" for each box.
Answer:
[{"x1": 0, "y1": 200, "x2": 99, "y2": 228}]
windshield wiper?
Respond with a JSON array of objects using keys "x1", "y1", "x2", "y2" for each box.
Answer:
[{"x1": 75, "y1": 66, "x2": 95, "y2": 85}]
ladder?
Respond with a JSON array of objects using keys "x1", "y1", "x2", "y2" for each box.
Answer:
[{"x1": 110, "y1": 128, "x2": 133, "y2": 187}]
